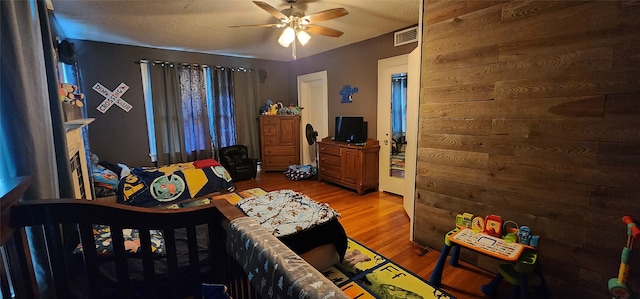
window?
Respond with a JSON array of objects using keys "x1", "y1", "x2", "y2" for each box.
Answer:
[{"x1": 140, "y1": 62, "x2": 214, "y2": 164}]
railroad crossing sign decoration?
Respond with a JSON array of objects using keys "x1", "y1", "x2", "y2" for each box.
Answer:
[{"x1": 93, "y1": 82, "x2": 133, "y2": 113}]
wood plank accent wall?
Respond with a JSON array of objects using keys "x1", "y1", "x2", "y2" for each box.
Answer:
[{"x1": 415, "y1": 1, "x2": 640, "y2": 297}]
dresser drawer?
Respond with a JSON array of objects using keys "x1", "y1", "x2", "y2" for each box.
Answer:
[
  {"x1": 264, "y1": 146, "x2": 297, "y2": 156},
  {"x1": 261, "y1": 117, "x2": 278, "y2": 125},
  {"x1": 262, "y1": 137, "x2": 278, "y2": 146},
  {"x1": 263, "y1": 156, "x2": 298, "y2": 168},
  {"x1": 261, "y1": 124, "x2": 277, "y2": 136},
  {"x1": 320, "y1": 164, "x2": 341, "y2": 180},
  {"x1": 319, "y1": 153, "x2": 341, "y2": 166},
  {"x1": 318, "y1": 143, "x2": 341, "y2": 156}
]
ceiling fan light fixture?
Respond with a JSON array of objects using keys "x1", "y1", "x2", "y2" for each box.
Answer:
[
  {"x1": 278, "y1": 26, "x2": 296, "y2": 47},
  {"x1": 296, "y1": 30, "x2": 311, "y2": 46}
]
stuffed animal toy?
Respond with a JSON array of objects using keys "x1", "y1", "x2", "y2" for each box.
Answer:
[
  {"x1": 277, "y1": 104, "x2": 304, "y2": 115},
  {"x1": 269, "y1": 102, "x2": 283, "y2": 115},
  {"x1": 59, "y1": 83, "x2": 85, "y2": 107},
  {"x1": 260, "y1": 99, "x2": 274, "y2": 115}
]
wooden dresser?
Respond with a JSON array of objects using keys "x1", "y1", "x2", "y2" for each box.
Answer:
[
  {"x1": 259, "y1": 115, "x2": 301, "y2": 171},
  {"x1": 317, "y1": 137, "x2": 380, "y2": 195}
]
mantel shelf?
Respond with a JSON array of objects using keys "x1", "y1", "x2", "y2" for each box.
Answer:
[{"x1": 64, "y1": 118, "x2": 95, "y2": 131}]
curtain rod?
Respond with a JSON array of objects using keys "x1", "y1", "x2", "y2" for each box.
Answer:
[{"x1": 136, "y1": 59, "x2": 255, "y2": 72}]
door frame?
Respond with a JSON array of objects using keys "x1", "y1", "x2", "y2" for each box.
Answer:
[{"x1": 297, "y1": 71, "x2": 328, "y2": 165}]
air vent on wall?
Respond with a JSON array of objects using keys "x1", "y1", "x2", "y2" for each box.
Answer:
[{"x1": 394, "y1": 26, "x2": 418, "y2": 47}]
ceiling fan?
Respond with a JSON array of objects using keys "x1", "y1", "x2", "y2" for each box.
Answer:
[{"x1": 231, "y1": 0, "x2": 349, "y2": 58}]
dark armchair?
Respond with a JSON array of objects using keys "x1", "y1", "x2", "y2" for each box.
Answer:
[{"x1": 218, "y1": 145, "x2": 258, "y2": 181}]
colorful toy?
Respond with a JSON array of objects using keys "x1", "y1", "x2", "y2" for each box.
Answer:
[
  {"x1": 59, "y1": 82, "x2": 84, "y2": 107},
  {"x1": 455, "y1": 212, "x2": 474, "y2": 228},
  {"x1": 518, "y1": 225, "x2": 532, "y2": 245},
  {"x1": 484, "y1": 215, "x2": 503, "y2": 238},
  {"x1": 609, "y1": 216, "x2": 640, "y2": 299},
  {"x1": 471, "y1": 216, "x2": 485, "y2": 233}
]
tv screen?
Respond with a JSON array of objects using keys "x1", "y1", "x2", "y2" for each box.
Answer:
[{"x1": 335, "y1": 116, "x2": 367, "y2": 143}]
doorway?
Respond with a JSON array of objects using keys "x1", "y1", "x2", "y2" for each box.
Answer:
[
  {"x1": 377, "y1": 55, "x2": 408, "y2": 196},
  {"x1": 297, "y1": 71, "x2": 328, "y2": 166}
]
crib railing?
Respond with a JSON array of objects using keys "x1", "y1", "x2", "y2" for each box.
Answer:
[{"x1": 2, "y1": 183, "x2": 257, "y2": 299}]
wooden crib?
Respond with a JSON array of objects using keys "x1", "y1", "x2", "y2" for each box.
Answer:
[
  {"x1": 0, "y1": 178, "x2": 348, "y2": 299},
  {"x1": 1, "y1": 177, "x2": 348, "y2": 299}
]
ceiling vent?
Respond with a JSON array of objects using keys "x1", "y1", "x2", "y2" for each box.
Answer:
[{"x1": 394, "y1": 26, "x2": 418, "y2": 47}]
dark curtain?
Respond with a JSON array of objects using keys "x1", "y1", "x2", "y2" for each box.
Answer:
[
  {"x1": 1, "y1": 0, "x2": 75, "y2": 297},
  {"x1": 150, "y1": 63, "x2": 187, "y2": 166},
  {"x1": 179, "y1": 64, "x2": 212, "y2": 161},
  {"x1": 233, "y1": 70, "x2": 261, "y2": 160},
  {"x1": 209, "y1": 67, "x2": 237, "y2": 159}
]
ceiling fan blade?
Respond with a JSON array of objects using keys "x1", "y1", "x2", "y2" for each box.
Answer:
[
  {"x1": 303, "y1": 8, "x2": 348, "y2": 23},
  {"x1": 305, "y1": 24, "x2": 344, "y2": 37},
  {"x1": 229, "y1": 23, "x2": 284, "y2": 29},
  {"x1": 253, "y1": 1, "x2": 288, "y2": 21}
]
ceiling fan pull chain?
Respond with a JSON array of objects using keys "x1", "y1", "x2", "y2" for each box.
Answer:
[{"x1": 292, "y1": 38, "x2": 297, "y2": 60}]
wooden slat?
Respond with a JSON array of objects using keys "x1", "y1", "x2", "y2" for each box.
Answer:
[
  {"x1": 500, "y1": 1, "x2": 588, "y2": 22},
  {"x1": 422, "y1": 44, "x2": 499, "y2": 72},
  {"x1": 162, "y1": 228, "x2": 180, "y2": 299},
  {"x1": 420, "y1": 118, "x2": 493, "y2": 136},
  {"x1": 425, "y1": 4, "x2": 503, "y2": 41},
  {"x1": 139, "y1": 228, "x2": 157, "y2": 298},
  {"x1": 422, "y1": 82, "x2": 495, "y2": 103},
  {"x1": 424, "y1": 1, "x2": 620, "y2": 55},
  {"x1": 490, "y1": 118, "x2": 640, "y2": 143},
  {"x1": 422, "y1": 96, "x2": 605, "y2": 119},
  {"x1": 598, "y1": 142, "x2": 640, "y2": 167},
  {"x1": 78, "y1": 222, "x2": 102, "y2": 298},
  {"x1": 605, "y1": 92, "x2": 640, "y2": 118},
  {"x1": 495, "y1": 70, "x2": 640, "y2": 100}
]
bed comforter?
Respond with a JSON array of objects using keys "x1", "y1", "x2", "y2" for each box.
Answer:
[
  {"x1": 117, "y1": 162, "x2": 235, "y2": 207},
  {"x1": 236, "y1": 189, "x2": 348, "y2": 261}
]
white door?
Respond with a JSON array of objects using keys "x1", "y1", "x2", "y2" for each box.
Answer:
[
  {"x1": 378, "y1": 55, "x2": 408, "y2": 196},
  {"x1": 297, "y1": 71, "x2": 328, "y2": 166},
  {"x1": 405, "y1": 47, "x2": 421, "y2": 238}
]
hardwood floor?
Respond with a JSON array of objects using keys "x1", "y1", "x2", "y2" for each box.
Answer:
[{"x1": 234, "y1": 171, "x2": 512, "y2": 299}]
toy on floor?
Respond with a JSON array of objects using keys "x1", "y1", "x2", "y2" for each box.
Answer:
[{"x1": 609, "y1": 216, "x2": 640, "y2": 299}]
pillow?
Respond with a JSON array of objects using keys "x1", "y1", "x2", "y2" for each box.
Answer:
[
  {"x1": 193, "y1": 158, "x2": 221, "y2": 169},
  {"x1": 92, "y1": 164, "x2": 120, "y2": 190},
  {"x1": 73, "y1": 224, "x2": 165, "y2": 257}
]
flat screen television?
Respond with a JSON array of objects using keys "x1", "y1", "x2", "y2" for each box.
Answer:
[{"x1": 334, "y1": 116, "x2": 367, "y2": 143}]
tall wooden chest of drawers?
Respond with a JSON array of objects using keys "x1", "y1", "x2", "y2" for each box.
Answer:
[
  {"x1": 317, "y1": 137, "x2": 379, "y2": 195},
  {"x1": 259, "y1": 115, "x2": 301, "y2": 171}
]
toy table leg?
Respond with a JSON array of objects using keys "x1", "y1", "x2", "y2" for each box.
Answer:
[
  {"x1": 481, "y1": 273, "x2": 504, "y2": 297},
  {"x1": 449, "y1": 244, "x2": 460, "y2": 267},
  {"x1": 536, "y1": 263, "x2": 550, "y2": 299},
  {"x1": 429, "y1": 244, "x2": 451, "y2": 287},
  {"x1": 518, "y1": 271, "x2": 529, "y2": 299}
]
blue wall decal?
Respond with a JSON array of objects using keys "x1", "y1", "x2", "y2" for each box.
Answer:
[{"x1": 339, "y1": 84, "x2": 359, "y2": 103}]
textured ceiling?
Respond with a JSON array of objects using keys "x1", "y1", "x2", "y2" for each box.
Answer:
[{"x1": 50, "y1": 0, "x2": 420, "y2": 62}]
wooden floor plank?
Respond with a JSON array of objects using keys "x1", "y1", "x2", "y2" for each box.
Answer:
[{"x1": 234, "y1": 171, "x2": 512, "y2": 299}]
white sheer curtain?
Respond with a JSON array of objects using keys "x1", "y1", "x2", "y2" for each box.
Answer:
[
  {"x1": 208, "y1": 67, "x2": 237, "y2": 159},
  {"x1": 179, "y1": 64, "x2": 213, "y2": 161}
]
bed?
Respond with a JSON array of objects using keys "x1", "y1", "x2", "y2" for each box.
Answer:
[{"x1": 2, "y1": 182, "x2": 350, "y2": 299}]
